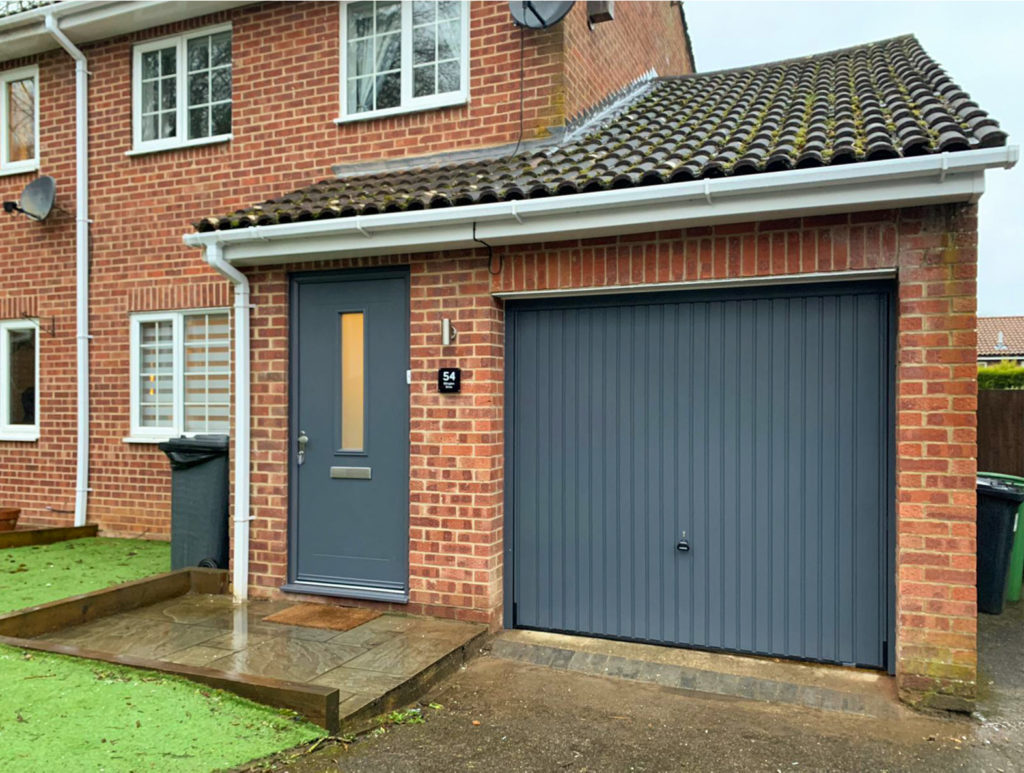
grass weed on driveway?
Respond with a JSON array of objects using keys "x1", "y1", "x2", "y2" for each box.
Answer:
[{"x1": 0, "y1": 537, "x2": 325, "y2": 771}]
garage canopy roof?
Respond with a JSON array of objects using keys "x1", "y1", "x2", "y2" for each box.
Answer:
[{"x1": 195, "y1": 35, "x2": 1007, "y2": 233}]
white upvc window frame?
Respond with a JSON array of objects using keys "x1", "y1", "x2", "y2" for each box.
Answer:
[
  {"x1": 337, "y1": 1, "x2": 470, "y2": 123},
  {"x1": 128, "y1": 308, "x2": 231, "y2": 441},
  {"x1": 0, "y1": 318, "x2": 40, "y2": 442},
  {"x1": 0, "y1": 65, "x2": 39, "y2": 176},
  {"x1": 130, "y1": 23, "x2": 233, "y2": 155}
]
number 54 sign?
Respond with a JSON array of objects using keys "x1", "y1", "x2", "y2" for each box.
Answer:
[{"x1": 438, "y1": 368, "x2": 461, "y2": 394}]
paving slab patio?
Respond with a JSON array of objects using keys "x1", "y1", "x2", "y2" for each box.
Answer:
[{"x1": 32, "y1": 593, "x2": 486, "y2": 726}]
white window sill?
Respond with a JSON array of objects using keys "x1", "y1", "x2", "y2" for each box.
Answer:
[
  {"x1": 335, "y1": 95, "x2": 467, "y2": 125},
  {"x1": 123, "y1": 434, "x2": 230, "y2": 444},
  {"x1": 126, "y1": 134, "x2": 232, "y2": 157},
  {"x1": 0, "y1": 431, "x2": 39, "y2": 442},
  {"x1": 0, "y1": 161, "x2": 39, "y2": 177}
]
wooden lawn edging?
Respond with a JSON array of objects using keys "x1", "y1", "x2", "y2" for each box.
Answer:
[
  {"x1": 0, "y1": 524, "x2": 98, "y2": 548},
  {"x1": 0, "y1": 567, "x2": 341, "y2": 731}
]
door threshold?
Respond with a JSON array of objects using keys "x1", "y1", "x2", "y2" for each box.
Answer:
[
  {"x1": 492, "y1": 629, "x2": 902, "y2": 719},
  {"x1": 281, "y1": 582, "x2": 409, "y2": 604}
]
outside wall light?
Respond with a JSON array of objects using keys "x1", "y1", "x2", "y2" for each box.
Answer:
[{"x1": 442, "y1": 318, "x2": 457, "y2": 346}]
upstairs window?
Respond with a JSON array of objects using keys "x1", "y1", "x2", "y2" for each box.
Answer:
[
  {"x1": 0, "y1": 66, "x2": 38, "y2": 175},
  {"x1": 340, "y1": 1, "x2": 469, "y2": 120},
  {"x1": 132, "y1": 25, "x2": 232, "y2": 153}
]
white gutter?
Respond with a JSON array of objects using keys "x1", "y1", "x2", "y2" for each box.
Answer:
[
  {"x1": 44, "y1": 14, "x2": 90, "y2": 529},
  {"x1": 204, "y1": 242, "x2": 251, "y2": 603},
  {"x1": 183, "y1": 146, "x2": 1018, "y2": 266},
  {"x1": 0, "y1": 0, "x2": 247, "y2": 30},
  {"x1": 0, "y1": 1, "x2": 119, "y2": 30},
  {"x1": 0, "y1": 2, "x2": 251, "y2": 65}
]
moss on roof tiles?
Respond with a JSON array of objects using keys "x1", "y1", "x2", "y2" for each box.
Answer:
[{"x1": 196, "y1": 35, "x2": 1008, "y2": 233}]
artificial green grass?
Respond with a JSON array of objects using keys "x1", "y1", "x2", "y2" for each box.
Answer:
[
  {"x1": 0, "y1": 538, "x2": 326, "y2": 771},
  {"x1": 0, "y1": 647, "x2": 324, "y2": 771},
  {"x1": 0, "y1": 537, "x2": 171, "y2": 614}
]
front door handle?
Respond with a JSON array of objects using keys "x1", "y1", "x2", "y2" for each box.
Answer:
[{"x1": 296, "y1": 430, "x2": 309, "y2": 466}]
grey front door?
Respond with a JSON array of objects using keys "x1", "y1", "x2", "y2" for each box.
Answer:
[
  {"x1": 287, "y1": 269, "x2": 410, "y2": 602},
  {"x1": 508, "y1": 281, "x2": 893, "y2": 669}
]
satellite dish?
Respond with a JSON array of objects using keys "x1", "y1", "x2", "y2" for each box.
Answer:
[
  {"x1": 509, "y1": 1, "x2": 575, "y2": 29},
  {"x1": 19, "y1": 175, "x2": 56, "y2": 221}
]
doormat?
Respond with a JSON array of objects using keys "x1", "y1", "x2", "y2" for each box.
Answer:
[{"x1": 263, "y1": 603, "x2": 381, "y2": 632}]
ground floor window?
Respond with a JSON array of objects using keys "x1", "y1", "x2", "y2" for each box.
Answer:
[
  {"x1": 0, "y1": 319, "x2": 38, "y2": 441},
  {"x1": 129, "y1": 309, "x2": 230, "y2": 438}
]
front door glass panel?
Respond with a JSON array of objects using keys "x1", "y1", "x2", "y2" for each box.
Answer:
[{"x1": 340, "y1": 311, "x2": 365, "y2": 451}]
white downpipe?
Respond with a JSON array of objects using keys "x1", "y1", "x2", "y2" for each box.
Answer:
[
  {"x1": 44, "y1": 14, "x2": 90, "y2": 528},
  {"x1": 204, "y1": 242, "x2": 251, "y2": 603}
]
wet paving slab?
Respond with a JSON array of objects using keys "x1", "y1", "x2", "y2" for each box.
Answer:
[{"x1": 32, "y1": 592, "x2": 486, "y2": 724}]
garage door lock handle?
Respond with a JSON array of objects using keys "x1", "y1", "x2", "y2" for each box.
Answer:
[
  {"x1": 296, "y1": 430, "x2": 309, "y2": 466},
  {"x1": 676, "y1": 532, "x2": 690, "y2": 553}
]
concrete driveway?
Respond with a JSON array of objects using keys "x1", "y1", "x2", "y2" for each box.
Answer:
[{"x1": 240, "y1": 603, "x2": 1024, "y2": 773}]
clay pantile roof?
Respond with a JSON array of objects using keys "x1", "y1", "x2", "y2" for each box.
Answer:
[
  {"x1": 196, "y1": 35, "x2": 1008, "y2": 232},
  {"x1": 979, "y1": 317, "x2": 1024, "y2": 357}
]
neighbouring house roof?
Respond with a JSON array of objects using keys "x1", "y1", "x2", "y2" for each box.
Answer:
[
  {"x1": 196, "y1": 35, "x2": 1008, "y2": 232},
  {"x1": 979, "y1": 317, "x2": 1024, "y2": 357}
]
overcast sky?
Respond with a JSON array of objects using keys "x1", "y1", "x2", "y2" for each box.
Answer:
[{"x1": 683, "y1": 1, "x2": 1023, "y2": 317}]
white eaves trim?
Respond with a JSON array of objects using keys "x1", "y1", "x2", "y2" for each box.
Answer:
[
  {"x1": 0, "y1": 1, "x2": 250, "y2": 64},
  {"x1": 183, "y1": 146, "x2": 1019, "y2": 267}
]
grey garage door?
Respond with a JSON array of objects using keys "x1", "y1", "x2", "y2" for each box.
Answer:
[{"x1": 507, "y1": 282, "x2": 893, "y2": 669}]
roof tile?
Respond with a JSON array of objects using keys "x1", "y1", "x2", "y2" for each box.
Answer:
[
  {"x1": 197, "y1": 35, "x2": 1008, "y2": 232},
  {"x1": 979, "y1": 317, "x2": 1024, "y2": 357}
]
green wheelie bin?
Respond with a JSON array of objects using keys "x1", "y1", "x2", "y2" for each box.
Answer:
[{"x1": 979, "y1": 471, "x2": 1024, "y2": 603}]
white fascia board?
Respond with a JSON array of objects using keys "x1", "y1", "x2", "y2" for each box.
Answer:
[
  {"x1": 0, "y1": 1, "x2": 251, "y2": 63},
  {"x1": 182, "y1": 147, "x2": 1017, "y2": 267}
]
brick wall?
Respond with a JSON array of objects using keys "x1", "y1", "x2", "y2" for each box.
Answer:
[
  {"x1": 561, "y1": 0, "x2": 693, "y2": 119},
  {"x1": 0, "y1": 1, "x2": 685, "y2": 534},
  {"x1": 236, "y1": 204, "x2": 978, "y2": 711},
  {"x1": 0, "y1": 51, "x2": 78, "y2": 528},
  {"x1": 893, "y1": 204, "x2": 979, "y2": 712}
]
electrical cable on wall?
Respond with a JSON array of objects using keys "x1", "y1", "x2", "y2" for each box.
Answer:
[
  {"x1": 473, "y1": 222, "x2": 503, "y2": 275},
  {"x1": 507, "y1": 25, "x2": 526, "y2": 159}
]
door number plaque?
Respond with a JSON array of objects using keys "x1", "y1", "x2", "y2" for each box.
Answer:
[{"x1": 438, "y1": 367, "x2": 461, "y2": 393}]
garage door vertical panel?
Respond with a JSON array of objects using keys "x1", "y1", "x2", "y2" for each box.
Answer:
[
  {"x1": 687, "y1": 302, "x2": 708, "y2": 648},
  {"x1": 854, "y1": 292, "x2": 888, "y2": 664},
  {"x1": 752, "y1": 298, "x2": 774, "y2": 656},
  {"x1": 736, "y1": 299, "x2": 759, "y2": 654},
  {"x1": 511, "y1": 310, "x2": 538, "y2": 629},
  {"x1": 816, "y1": 294, "x2": 839, "y2": 663},
  {"x1": 802, "y1": 295, "x2": 825, "y2": 662}
]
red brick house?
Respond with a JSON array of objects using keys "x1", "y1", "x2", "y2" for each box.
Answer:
[{"x1": 0, "y1": 1, "x2": 1015, "y2": 713}]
